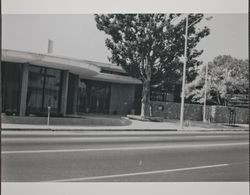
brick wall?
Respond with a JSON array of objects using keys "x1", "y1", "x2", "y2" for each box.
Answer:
[
  {"x1": 151, "y1": 101, "x2": 248, "y2": 124},
  {"x1": 207, "y1": 105, "x2": 249, "y2": 124},
  {"x1": 151, "y1": 101, "x2": 202, "y2": 121}
]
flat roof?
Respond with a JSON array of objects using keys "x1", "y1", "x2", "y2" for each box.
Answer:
[
  {"x1": 82, "y1": 60, "x2": 127, "y2": 74},
  {"x1": 2, "y1": 49, "x2": 141, "y2": 85}
]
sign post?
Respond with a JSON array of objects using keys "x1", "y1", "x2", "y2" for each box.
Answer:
[{"x1": 47, "y1": 106, "x2": 51, "y2": 126}]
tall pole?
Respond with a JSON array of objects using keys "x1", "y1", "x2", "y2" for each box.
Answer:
[
  {"x1": 203, "y1": 63, "x2": 208, "y2": 122},
  {"x1": 179, "y1": 14, "x2": 189, "y2": 130}
]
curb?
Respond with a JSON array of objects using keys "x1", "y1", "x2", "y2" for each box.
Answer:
[
  {"x1": 1, "y1": 128, "x2": 178, "y2": 132},
  {"x1": 1, "y1": 128, "x2": 248, "y2": 132}
]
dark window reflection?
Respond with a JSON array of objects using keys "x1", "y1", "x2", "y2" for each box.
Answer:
[
  {"x1": 77, "y1": 79, "x2": 87, "y2": 113},
  {"x1": 89, "y1": 81, "x2": 110, "y2": 114},
  {"x1": 26, "y1": 65, "x2": 62, "y2": 115},
  {"x1": 43, "y1": 69, "x2": 61, "y2": 112},
  {"x1": 1, "y1": 62, "x2": 22, "y2": 115},
  {"x1": 77, "y1": 80, "x2": 111, "y2": 114}
]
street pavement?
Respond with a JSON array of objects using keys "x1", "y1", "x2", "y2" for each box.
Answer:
[{"x1": 1, "y1": 130, "x2": 249, "y2": 182}]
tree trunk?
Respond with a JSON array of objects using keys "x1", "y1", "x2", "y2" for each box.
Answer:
[
  {"x1": 140, "y1": 57, "x2": 151, "y2": 119},
  {"x1": 216, "y1": 92, "x2": 221, "y2": 105},
  {"x1": 140, "y1": 79, "x2": 151, "y2": 119}
]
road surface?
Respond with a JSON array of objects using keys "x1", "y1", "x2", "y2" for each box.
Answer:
[{"x1": 1, "y1": 130, "x2": 249, "y2": 182}]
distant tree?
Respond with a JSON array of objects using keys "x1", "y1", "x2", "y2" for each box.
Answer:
[
  {"x1": 186, "y1": 55, "x2": 249, "y2": 105},
  {"x1": 95, "y1": 14, "x2": 210, "y2": 118}
]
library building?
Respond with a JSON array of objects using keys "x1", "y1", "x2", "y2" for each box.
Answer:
[{"x1": 1, "y1": 49, "x2": 142, "y2": 117}]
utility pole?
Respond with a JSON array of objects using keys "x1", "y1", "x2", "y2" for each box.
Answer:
[
  {"x1": 179, "y1": 14, "x2": 212, "y2": 129},
  {"x1": 203, "y1": 63, "x2": 208, "y2": 122},
  {"x1": 179, "y1": 14, "x2": 189, "y2": 130}
]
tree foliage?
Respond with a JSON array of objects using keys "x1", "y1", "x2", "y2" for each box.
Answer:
[
  {"x1": 186, "y1": 55, "x2": 249, "y2": 105},
  {"x1": 95, "y1": 14, "x2": 210, "y2": 117}
]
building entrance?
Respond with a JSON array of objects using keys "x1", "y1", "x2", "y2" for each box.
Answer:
[{"x1": 77, "y1": 79, "x2": 111, "y2": 114}]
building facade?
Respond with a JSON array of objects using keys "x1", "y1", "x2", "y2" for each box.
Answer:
[{"x1": 1, "y1": 49, "x2": 141, "y2": 117}]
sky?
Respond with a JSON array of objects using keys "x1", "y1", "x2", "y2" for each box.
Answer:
[{"x1": 2, "y1": 14, "x2": 248, "y2": 64}]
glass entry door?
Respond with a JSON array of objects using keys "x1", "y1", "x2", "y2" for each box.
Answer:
[
  {"x1": 77, "y1": 80, "x2": 111, "y2": 114},
  {"x1": 89, "y1": 83, "x2": 110, "y2": 114}
]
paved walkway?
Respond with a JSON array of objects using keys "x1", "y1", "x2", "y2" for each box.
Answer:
[{"x1": 1, "y1": 119, "x2": 248, "y2": 131}]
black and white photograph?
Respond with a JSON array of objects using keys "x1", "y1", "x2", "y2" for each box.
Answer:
[{"x1": 1, "y1": 0, "x2": 249, "y2": 194}]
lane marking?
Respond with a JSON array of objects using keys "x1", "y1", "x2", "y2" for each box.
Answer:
[
  {"x1": 48, "y1": 163, "x2": 229, "y2": 182},
  {"x1": 228, "y1": 161, "x2": 249, "y2": 165},
  {"x1": 194, "y1": 135, "x2": 230, "y2": 138},
  {"x1": 2, "y1": 142, "x2": 248, "y2": 154}
]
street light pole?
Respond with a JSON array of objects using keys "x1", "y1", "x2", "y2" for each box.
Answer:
[
  {"x1": 203, "y1": 63, "x2": 208, "y2": 122},
  {"x1": 179, "y1": 14, "x2": 189, "y2": 130}
]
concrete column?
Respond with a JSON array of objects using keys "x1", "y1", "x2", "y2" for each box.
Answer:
[
  {"x1": 60, "y1": 70, "x2": 69, "y2": 116},
  {"x1": 72, "y1": 75, "x2": 79, "y2": 115},
  {"x1": 19, "y1": 64, "x2": 29, "y2": 116}
]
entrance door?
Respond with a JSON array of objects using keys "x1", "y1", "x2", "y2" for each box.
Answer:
[{"x1": 89, "y1": 81, "x2": 110, "y2": 114}]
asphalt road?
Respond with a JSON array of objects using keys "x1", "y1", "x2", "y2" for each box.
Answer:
[{"x1": 1, "y1": 130, "x2": 249, "y2": 182}]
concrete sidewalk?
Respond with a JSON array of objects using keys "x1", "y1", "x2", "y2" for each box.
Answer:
[{"x1": 1, "y1": 119, "x2": 249, "y2": 131}]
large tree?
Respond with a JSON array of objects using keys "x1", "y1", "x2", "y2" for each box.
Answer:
[
  {"x1": 186, "y1": 55, "x2": 249, "y2": 105},
  {"x1": 95, "y1": 14, "x2": 210, "y2": 118}
]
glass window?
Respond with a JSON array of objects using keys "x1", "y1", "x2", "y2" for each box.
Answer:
[
  {"x1": 43, "y1": 68, "x2": 61, "y2": 112},
  {"x1": 26, "y1": 65, "x2": 62, "y2": 115},
  {"x1": 1, "y1": 62, "x2": 22, "y2": 114},
  {"x1": 77, "y1": 79, "x2": 87, "y2": 113},
  {"x1": 26, "y1": 66, "x2": 45, "y2": 113}
]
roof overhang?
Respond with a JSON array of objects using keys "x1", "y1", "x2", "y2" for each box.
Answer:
[
  {"x1": 83, "y1": 73, "x2": 142, "y2": 84},
  {"x1": 2, "y1": 49, "x2": 100, "y2": 77},
  {"x1": 1, "y1": 49, "x2": 142, "y2": 85}
]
